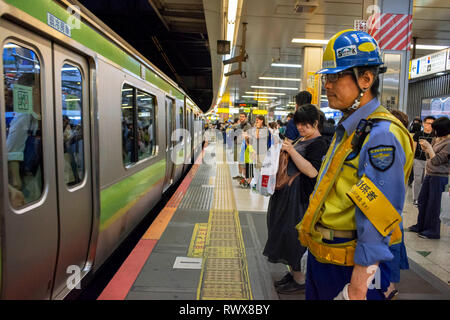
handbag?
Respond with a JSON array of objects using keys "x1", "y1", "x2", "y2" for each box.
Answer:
[{"x1": 275, "y1": 138, "x2": 304, "y2": 190}]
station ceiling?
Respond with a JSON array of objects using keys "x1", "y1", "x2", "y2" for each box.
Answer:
[
  {"x1": 208, "y1": 0, "x2": 450, "y2": 113},
  {"x1": 78, "y1": 0, "x2": 212, "y2": 112},
  {"x1": 77, "y1": 0, "x2": 450, "y2": 114}
]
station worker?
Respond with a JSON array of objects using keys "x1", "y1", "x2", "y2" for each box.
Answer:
[{"x1": 296, "y1": 29, "x2": 414, "y2": 300}]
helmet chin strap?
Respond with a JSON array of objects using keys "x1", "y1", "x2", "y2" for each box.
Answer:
[{"x1": 345, "y1": 67, "x2": 371, "y2": 112}]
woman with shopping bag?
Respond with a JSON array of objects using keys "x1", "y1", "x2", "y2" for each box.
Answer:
[
  {"x1": 263, "y1": 104, "x2": 329, "y2": 294},
  {"x1": 250, "y1": 116, "x2": 272, "y2": 190}
]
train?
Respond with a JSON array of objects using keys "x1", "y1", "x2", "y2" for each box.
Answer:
[{"x1": 0, "y1": 0, "x2": 205, "y2": 299}]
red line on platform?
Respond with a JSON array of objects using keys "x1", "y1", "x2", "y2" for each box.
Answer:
[
  {"x1": 97, "y1": 151, "x2": 205, "y2": 300},
  {"x1": 97, "y1": 239, "x2": 157, "y2": 300}
]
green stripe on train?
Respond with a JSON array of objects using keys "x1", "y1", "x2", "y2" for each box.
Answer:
[
  {"x1": 100, "y1": 159, "x2": 166, "y2": 231},
  {"x1": 3, "y1": 0, "x2": 185, "y2": 99}
]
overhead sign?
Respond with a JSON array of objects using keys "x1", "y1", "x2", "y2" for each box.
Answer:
[
  {"x1": 235, "y1": 100, "x2": 257, "y2": 107},
  {"x1": 252, "y1": 109, "x2": 267, "y2": 115},
  {"x1": 354, "y1": 19, "x2": 368, "y2": 32},
  {"x1": 421, "y1": 95, "x2": 450, "y2": 119},
  {"x1": 217, "y1": 108, "x2": 229, "y2": 114},
  {"x1": 274, "y1": 110, "x2": 288, "y2": 116},
  {"x1": 410, "y1": 49, "x2": 448, "y2": 79}
]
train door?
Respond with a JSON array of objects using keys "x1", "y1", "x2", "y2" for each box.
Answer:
[
  {"x1": 190, "y1": 111, "x2": 194, "y2": 162},
  {"x1": 185, "y1": 107, "x2": 192, "y2": 167},
  {"x1": 51, "y1": 44, "x2": 93, "y2": 298},
  {"x1": 177, "y1": 101, "x2": 185, "y2": 165},
  {"x1": 172, "y1": 100, "x2": 185, "y2": 181},
  {"x1": 163, "y1": 96, "x2": 175, "y2": 192},
  {"x1": 0, "y1": 20, "x2": 58, "y2": 299}
]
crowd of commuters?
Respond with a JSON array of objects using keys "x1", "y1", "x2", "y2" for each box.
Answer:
[
  {"x1": 202, "y1": 30, "x2": 448, "y2": 301},
  {"x1": 208, "y1": 29, "x2": 448, "y2": 301}
]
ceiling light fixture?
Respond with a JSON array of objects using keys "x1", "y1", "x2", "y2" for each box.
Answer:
[
  {"x1": 242, "y1": 95, "x2": 278, "y2": 99},
  {"x1": 291, "y1": 39, "x2": 449, "y2": 51},
  {"x1": 216, "y1": 0, "x2": 239, "y2": 107},
  {"x1": 259, "y1": 76, "x2": 301, "y2": 82},
  {"x1": 245, "y1": 91, "x2": 286, "y2": 95},
  {"x1": 291, "y1": 38, "x2": 328, "y2": 44},
  {"x1": 251, "y1": 85, "x2": 299, "y2": 91},
  {"x1": 271, "y1": 63, "x2": 302, "y2": 68},
  {"x1": 411, "y1": 44, "x2": 449, "y2": 50}
]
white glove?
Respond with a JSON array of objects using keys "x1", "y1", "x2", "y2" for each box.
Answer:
[{"x1": 333, "y1": 283, "x2": 350, "y2": 300}]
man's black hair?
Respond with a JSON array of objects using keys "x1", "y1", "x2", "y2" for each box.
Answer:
[
  {"x1": 295, "y1": 91, "x2": 312, "y2": 106},
  {"x1": 423, "y1": 116, "x2": 436, "y2": 122},
  {"x1": 410, "y1": 122, "x2": 422, "y2": 134},
  {"x1": 351, "y1": 66, "x2": 381, "y2": 97}
]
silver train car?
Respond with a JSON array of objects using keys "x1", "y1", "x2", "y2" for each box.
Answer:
[{"x1": 0, "y1": 0, "x2": 205, "y2": 299}]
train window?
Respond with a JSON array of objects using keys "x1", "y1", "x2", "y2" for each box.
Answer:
[
  {"x1": 179, "y1": 105, "x2": 183, "y2": 130},
  {"x1": 121, "y1": 83, "x2": 135, "y2": 166},
  {"x1": 137, "y1": 90, "x2": 156, "y2": 160},
  {"x1": 121, "y1": 84, "x2": 157, "y2": 166},
  {"x1": 61, "y1": 63, "x2": 84, "y2": 186},
  {"x1": 3, "y1": 43, "x2": 44, "y2": 208},
  {"x1": 178, "y1": 105, "x2": 184, "y2": 147}
]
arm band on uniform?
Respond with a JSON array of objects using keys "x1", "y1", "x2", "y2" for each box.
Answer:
[{"x1": 346, "y1": 175, "x2": 402, "y2": 237}]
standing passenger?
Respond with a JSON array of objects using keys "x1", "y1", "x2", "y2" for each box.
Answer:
[
  {"x1": 383, "y1": 109, "x2": 410, "y2": 299},
  {"x1": 263, "y1": 105, "x2": 328, "y2": 294},
  {"x1": 408, "y1": 117, "x2": 450, "y2": 239},
  {"x1": 235, "y1": 112, "x2": 252, "y2": 181},
  {"x1": 285, "y1": 91, "x2": 312, "y2": 142},
  {"x1": 297, "y1": 29, "x2": 414, "y2": 300},
  {"x1": 411, "y1": 116, "x2": 435, "y2": 206}
]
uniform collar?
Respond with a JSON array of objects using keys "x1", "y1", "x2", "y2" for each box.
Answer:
[{"x1": 338, "y1": 97, "x2": 380, "y2": 136}]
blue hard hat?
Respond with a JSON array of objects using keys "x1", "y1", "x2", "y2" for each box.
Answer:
[{"x1": 317, "y1": 29, "x2": 383, "y2": 74}]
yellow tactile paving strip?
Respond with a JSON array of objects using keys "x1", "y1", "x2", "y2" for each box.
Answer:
[
  {"x1": 196, "y1": 145, "x2": 253, "y2": 300},
  {"x1": 187, "y1": 223, "x2": 208, "y2": 258}
]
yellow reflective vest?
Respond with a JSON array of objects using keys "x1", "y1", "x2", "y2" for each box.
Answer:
[{"x1": 297, "y1": 105, "x2": 413, "y2": 266}]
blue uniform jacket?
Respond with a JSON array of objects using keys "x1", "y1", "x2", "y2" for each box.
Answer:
[{"x1": 333, "y1": 98, "x2": 407, "y2": 266}]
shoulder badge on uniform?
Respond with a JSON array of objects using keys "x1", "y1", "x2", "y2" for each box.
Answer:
[{"x1": 368, "y1": 145, "x2": 395, "y2": 171}]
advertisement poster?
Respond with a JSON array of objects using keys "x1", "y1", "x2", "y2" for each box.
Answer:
[
  {"x1": 421, "y1": 94, "x2": 450, "y2": 119},
  {"x1": 306, "y1": 71, "x2": 320, "y2": 105}
]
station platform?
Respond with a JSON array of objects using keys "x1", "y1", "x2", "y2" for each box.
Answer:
[{"x1": 97, "y1": 142, "x2": 450, "y2": 300}]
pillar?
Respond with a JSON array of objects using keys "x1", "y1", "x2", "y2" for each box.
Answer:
[
  {"x1": 301, "y1": 47, "x2": 323, "y2": 106},
  {"x1": 366, "y1": 0, "x2": 414, "y2": 113}
]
